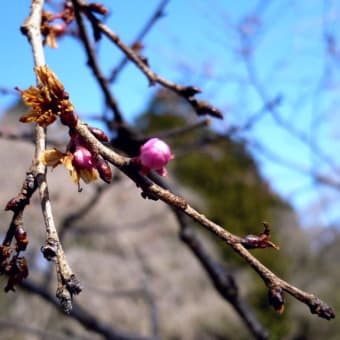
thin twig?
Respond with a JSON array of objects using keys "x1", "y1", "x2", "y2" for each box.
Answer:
[
  {"x1": 149, "y1": 173, "x2": 269, "y2": 340},
  {"x1": 20, "y1": 0, "x2": 81, "y2": 313},
  {"x1": 71, "y1": 0, "x2": 124, "y2": 124},
  {"x1": 237, "y1": 14, "x2": 340, "y2": 174},
  {"x1": 74, "y1": 119, "x2": 335, "y2": 320},
  {"x1": 75, "y1": 0, "x2": 223, "y2": 119},
  {"x1": 20, "y1": 279, "x2": 150, "y2": 340},
  {"x1": 108, "y1": 0, "x2": 170, "y2": 84}
]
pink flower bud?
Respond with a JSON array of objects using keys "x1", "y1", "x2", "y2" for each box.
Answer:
[
  {"x1": 72, "y1": 146, "x2": 95, "y2": 169},
  {"x1": 52, "y1": 23, "x2": 67, "y2": 36},
  {"x1": 139, "y1": 138, "x2": 173, "y2": 176}
]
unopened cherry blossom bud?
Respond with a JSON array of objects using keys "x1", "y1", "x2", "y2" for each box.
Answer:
[
  {"x1": 96, "y1": 158, "x2": 112, "y2": 183},
  {"x1": 139, "y1": 138, "x2": 174, "y2": 176},
  {"x1": 52, "y1": 23, "x2": 67, "y2": 36},
  {"x1": 89, "y1": 127, "x2": 109, "y2": 142},
  {"x1": 72, "y1": 146, "x2": 95, "y2": 169}
]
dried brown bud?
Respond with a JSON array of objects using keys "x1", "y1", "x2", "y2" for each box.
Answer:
[
  {"x1": 5, "y1": 197, "x2": 19, "y2": 211},
  {"x1": 41, "y1": 239, "x2": 58, "y2": 261},
  {"x1": 178, "y1": 86, "x2": 202, "y2": 97},
  {"x1": 309, "y1": 298, "x2": 336, "y2": 320},
  {"x1": 4, "y1": 256, "x2": 29, "y2": 292},
  {"x1": 89, "y1": 127, "x2": 109, "y2": 142},
  {"x1": 268, "y1": 286, "x2": 285, "y2": 313},
  {"x1": 131, "y1": 41, "x2": 144, "y2": 53},
  {"x1": 241, "y1": 222, "x2": 279, "y2": 250},
  {"x1": 96, "y1": 158, "x2": 112, "y2": 183}
]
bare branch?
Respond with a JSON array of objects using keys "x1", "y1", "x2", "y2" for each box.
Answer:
[
  {"x1": 71, "y1": 0, "x2": 124, "y2": 124},
  {"x1": 149, "y1": 173, "x2": 269, "y2": 340},
  {"x1": 108, "y1": 0, "x2": 170, "y2": 84},
  {"x1": 74, "y1": 119, "x2": 335, "y2": 320},
  {"x1": 20, "y1": 0, "x2": 81, "y2": 312},
  {"x1": 20, "y1": 279, "x2": 150, "y2": 340},
  {"x1": 74, "y1": 0, "x2": 223, "y2": 119}
]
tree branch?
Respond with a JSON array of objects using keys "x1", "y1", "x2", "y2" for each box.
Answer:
[
  {"x1": 108, "y1": 0, "x2": 170, "y2": 84},
  {"x1": 20, "y1": 279, "x2": 150, "y2": 340},
  {"x1": 71, "y1": 0, "x2": 124, "y2": 124},
  {"x1": 73, "y1": 119, "x2": 335, "y2": 320},
  {"x1": 74, "y1": 0, "x2": 223, "y2": 119},
  {"x1": 20, "y1": 0, "x2": 81, "y2": 312},
  {"x1": 149, "y1": 173, "x2": 269, "y2": 339}
]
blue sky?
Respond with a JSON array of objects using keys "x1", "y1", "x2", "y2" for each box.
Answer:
[{"x1": 1, "y1": 0, "x2": 340, "y2": 228}]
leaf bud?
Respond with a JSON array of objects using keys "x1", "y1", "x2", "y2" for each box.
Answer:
[
  {"x1": 268, "y1": 286, "x2": 285, "y2": 313},
  {"x1": 89, "y1": 127, "x2": 109, "y2": 142}
]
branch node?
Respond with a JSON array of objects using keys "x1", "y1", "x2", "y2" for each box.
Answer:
[
  {"x1": 66, "y1": 274, "x2": 82, "y2": 295},
  {"x1": 41, "y1": 238, "x2": 58, "y2": 261}
]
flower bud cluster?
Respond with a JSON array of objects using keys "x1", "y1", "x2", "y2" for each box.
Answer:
[{"x1": 67, "y1": 128, "x2": 113, "y2": 185}]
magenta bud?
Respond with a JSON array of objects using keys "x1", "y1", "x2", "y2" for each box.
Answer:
[
  {"x1": 96, "y1": 159, "x2": 112, "y2": 183},
  {"x1": 139, "y1": 138, "x2": 173, "y2": 176},
  {"x1": 72, "y1": 146, "x2": 95, "y2": 169}
]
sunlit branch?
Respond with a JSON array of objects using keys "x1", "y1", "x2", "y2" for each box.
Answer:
[
  {"x1": 71, "y1": 0, "x2": 124, "y2": 124},
  {"x1": 75, "y1": 119, "x2": 335, "y2": 320},
  {"x1": 20, "y1": 0, "x2": 81, "y2": 312},
  {"x1": 108, "y1": 0, "x2": 170, "y2": 84},
  {"x1": 149, "y1": 173, "x2": 269, "y2": 340},
  {"x1": 74, "y1": 0, "x2": 223, "y2": 119}
]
